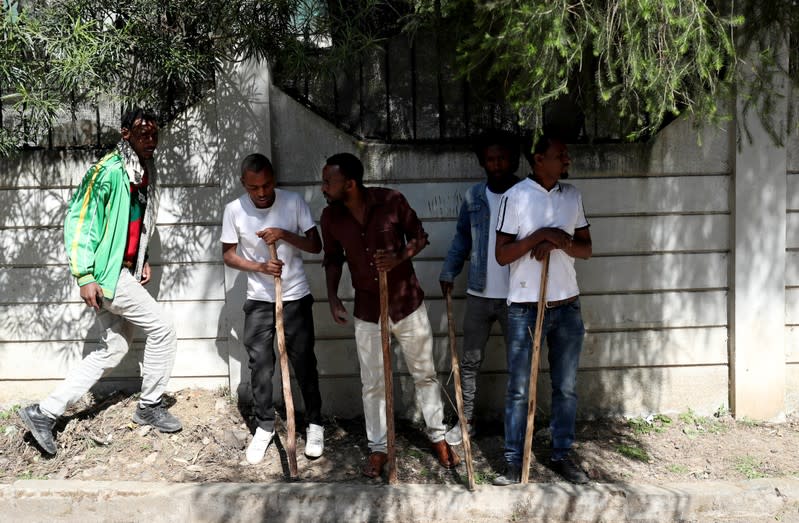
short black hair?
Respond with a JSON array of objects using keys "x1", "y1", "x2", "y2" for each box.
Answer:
[
  {"x1": 240, "y1": 153, "x2": 274, "y2": 176},
  {"x1": 473, "y1": 129, "x2": 520, "y2": 172},
  {"x1": 522, "y1": 130, "x2": 564, "y2": 166},
  {"x1": 121, "y1": 107, "x2": 158, "y2": 130},
  {"x1": 326, "y1": 153, "x2": 364, "y2": 187}
]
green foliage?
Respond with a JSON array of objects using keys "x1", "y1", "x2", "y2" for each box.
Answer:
[
  {"x1": 0, "y1": 404, "x2": 20, "y2": 420},
  {"x1": 737, "y1": 417, "x2": 761, "y2": 428},
  {"x1": 679, "y1": 408, "x2": 727, "y2": 436},
  {"x1": 423, "y1": 0, "x2": 741, "y2": 140},
  {"x1": 0, "y1": 0, "x2": 334, "y2": 148},
  {"x1": 666, "y1": 464, "x2": 688, "y2": 474},
  {"x1": 616, "y1": 443, "x2": 649, "y2": 462},
  {"x1": 628, "y1": 414, "x2": 672, "y2": 436},
  {"x1": 734, "y1": 455, "x2": 766, "y2": 479},
  {"x1": 473, "y1": 469, "x2": 496, "y2": 485},
  {"x1": 2, "y1": 0, "x2": 798, "y2": 151}
]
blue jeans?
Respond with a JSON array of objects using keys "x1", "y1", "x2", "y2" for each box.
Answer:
[{"x1": 504, "y1": 299, "x2": 585, "y2": 465}]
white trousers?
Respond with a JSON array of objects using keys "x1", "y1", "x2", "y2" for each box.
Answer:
[
  {"x1": 353, "y1": 302, "x2": 446, "y2": 453},
  {"x1": 40, "y1": 269, "x2": 177, "y2": 417}
]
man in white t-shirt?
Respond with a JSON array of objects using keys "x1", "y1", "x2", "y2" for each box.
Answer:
[
  {"x1": 493, "y1": 133, "x2": 593, "y2": 485},
  {"x1": 221, "y1": 153, "x2": 324, "y2": 465},
  {"x1": 439, "y1": 129, "x2": 519, "y2": 445}
]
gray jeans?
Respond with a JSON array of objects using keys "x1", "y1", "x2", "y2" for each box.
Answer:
[
  {"x1": 40, "y1": 269, "x2": 177, "y2": 417},
  {"x1": 461, "y1": 294, "x2": 508, "y2": 420}
]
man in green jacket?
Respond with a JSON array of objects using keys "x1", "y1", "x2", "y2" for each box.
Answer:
[{"x1": 19, "y1": 108, "x2": 182, "y2": 455}]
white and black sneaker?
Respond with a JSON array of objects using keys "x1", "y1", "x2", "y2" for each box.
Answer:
[{"x1": 19, "y1": 404, "x2": 57, "y2": 455}]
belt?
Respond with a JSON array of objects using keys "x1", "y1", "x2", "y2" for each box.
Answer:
[
  {"x1": 545, "y1": 295, "x2": 578, "y2": 308},
  {"x1": 518, "y1": 295, "x2": 578, "y2": 309},
  {"x1": 122, "y1": 260, "x2": 134, "y2": 269}
]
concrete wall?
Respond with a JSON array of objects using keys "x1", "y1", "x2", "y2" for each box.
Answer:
[
  {"x1": 1, "y1": 58, "x2": 795, "y2": 422},
  {"x1": 268, "y1": 84, "x2": 733, "y2": 420}
]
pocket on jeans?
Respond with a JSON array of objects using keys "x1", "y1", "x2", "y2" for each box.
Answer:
[{"x1": 508, "y1": 304, "x2": 529, "y2": 317}]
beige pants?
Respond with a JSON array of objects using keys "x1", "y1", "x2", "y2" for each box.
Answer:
[
  {"x1": 40, "y1": 269, "x2": 177, "y2": 417},
  {"x1": 353, "y1": 302, "x2": 446, "y2": 453}
]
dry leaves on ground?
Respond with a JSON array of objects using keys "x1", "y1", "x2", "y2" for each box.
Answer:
[{"x1": 2, "y1": 388, "x2": 798, "y2": 486}]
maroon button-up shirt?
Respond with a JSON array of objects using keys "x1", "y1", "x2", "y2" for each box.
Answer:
[{"x1": 321, "y1": 187, "x2": 429, "y2": 323}]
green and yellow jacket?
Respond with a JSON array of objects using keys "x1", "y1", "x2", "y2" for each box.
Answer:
[{"x1": 63, "y1": 143, "x2": 159, "y2": 299}]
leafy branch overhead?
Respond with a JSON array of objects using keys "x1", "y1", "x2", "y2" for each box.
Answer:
[{"x1": 0, "y1": 0, "x2": 796, "y2": 154}]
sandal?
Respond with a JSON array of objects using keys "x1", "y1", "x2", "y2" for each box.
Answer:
[{"x1": 361, "y1": 451, "x2": 388, "y2": 478}]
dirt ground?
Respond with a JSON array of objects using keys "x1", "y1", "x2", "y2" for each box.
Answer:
[{"x1": 2, "y1": 387, "x2": 798, "y2": 486}]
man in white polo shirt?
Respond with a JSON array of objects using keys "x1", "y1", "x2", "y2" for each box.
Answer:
[
  {"x1": 221, "y1": 153, "x2": 324, "y2": 465},
  {"x1": 493, "y1": 132, "x2": 593, "y2": 485}
]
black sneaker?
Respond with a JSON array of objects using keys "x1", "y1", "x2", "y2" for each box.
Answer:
[
  {"x1": 492, "y1": 463, "x2": 521, "y2": 486},
  {"x1": 132, "y1": 403, "x2": 182, "y2": 433},
  {"x1": 549, "y1": 457, "x2": 589, "y2": 484},
  {"x1": 19, "y1": 404, "x2": 57, "y2": 455}
]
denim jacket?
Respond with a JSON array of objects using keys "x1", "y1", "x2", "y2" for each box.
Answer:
[{"x1": 440, "y1": 180, "x2": 516, "y2": 292}]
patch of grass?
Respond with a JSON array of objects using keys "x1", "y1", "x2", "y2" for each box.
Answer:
[
  {"x1": 678, "y1": 408, "x2": 726, "y2": 435},
  {"x1": 473, "y1": 469, "x2": 497, "y2": 485},
  {"x1": 616, "y1": 444, "x2": 650, "y2": 462},
  {"x1": 737, "y1": 417, "x2": 761, "y2": 428},
  {"x1": 16, "y1": 470, "x2": 47, "y2": 480},
  {"x1": 404, "y1": 448, "x2": 424, "y2": 460},
  {"x1": 735, "y1": 455, "x2": 766, "y2": 479},
  {"x1": 667, "y1": 464, "x2": 688, "y2": 474},
  {"x1": 0, "y1": 404, "x2": 20, "y2": 420},
  {"x1": 628, "y1": 414, "x2": 672, "y2": 435},
  {"x1": 419, "y1": 467, "x2": 435, "y2": 478}
]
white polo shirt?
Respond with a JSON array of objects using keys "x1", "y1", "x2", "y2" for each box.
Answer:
[
  {"x1": 221, "y1": 189, "x2": 315, "y2": 302},
  {"x1": 496, "y1": 177, "x2": 589, "y2": 304}
]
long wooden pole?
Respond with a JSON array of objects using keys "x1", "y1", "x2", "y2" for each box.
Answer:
[
  {"x1": 378, "y1": 271, "x2": 398, "y2": 484},
  {"x1": 445, "y1": 287, "x2": 475, "y2": 491},
  {"x1": 269, "y1": 243, "x2": 298, "y2": 479},
  {"x1": 521, "y1": 253, "x2": 550, "y2": 484}
]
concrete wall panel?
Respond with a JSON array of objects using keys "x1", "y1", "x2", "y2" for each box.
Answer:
[{"x1": 0, "y1": 340, "x2": 227, "y2": 380}]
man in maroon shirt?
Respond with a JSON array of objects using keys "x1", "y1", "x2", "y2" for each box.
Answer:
[{"x1": 320, "y1": 152, "x2": 460, "y2": 478}]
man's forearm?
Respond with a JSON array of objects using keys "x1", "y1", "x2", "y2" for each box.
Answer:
[
  {"x1": 402, "y1": 237, "x2": 428, "y2": 261},
  {"x1": 325, "y1": 263, "x2": 343, "y2": 298},
  {"x1": 496, "y1": 233, "x2": 538, "y2": 265},
  {"x1": 275, "y1": 229, "x2": 322, "y2": 254},
  {"x1": 223, "y1": 250, "x2": 263, "y2": 273}
]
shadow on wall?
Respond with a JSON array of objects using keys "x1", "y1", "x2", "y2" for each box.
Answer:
[
  {"x1": 0, "y1": 101, "x2": 226, "y2": 394},
  {"x1": 430, "y1": 129, "x2": 734, "y2": 422}
]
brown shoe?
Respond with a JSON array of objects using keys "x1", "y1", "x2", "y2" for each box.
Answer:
[
  {"x1": 362, "y1": 451, "x2": 388, "y2": 478},
  {"x1": 431, "y1": 439, "x2": 461, "y2": 468}
]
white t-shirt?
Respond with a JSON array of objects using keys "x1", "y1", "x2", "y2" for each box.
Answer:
[
  {"x1": 496, "y1": 178, "x2": 589, "y2": 304},
  {"x1": 468, "y1": 187, "x2": 510, "y2": 299},
  {"x1": 221, "y1": 189, "x2": 315, "y2": 302}
]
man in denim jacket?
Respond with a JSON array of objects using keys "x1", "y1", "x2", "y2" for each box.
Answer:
[{"x1": 439, "y1": 130, "x2": 520, "y2": 445}]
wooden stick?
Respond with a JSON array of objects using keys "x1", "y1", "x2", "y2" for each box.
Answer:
[
  {"x1": 445, "y1": 287, "x2": 475, "y2": 491},
  {"x1": 521, "y1": 253, "x2": 550, "y2": 484},
  {"x1": 379, "y1": 271, "x2": 398, "y2": 484},
  {"x1": 268, "y1": 243, "x2": 298, "y2": 479}
]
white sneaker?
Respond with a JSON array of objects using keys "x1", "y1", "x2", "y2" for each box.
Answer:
[
  {"x1": 445, "y1": 421, "x2": 474, "y2": 446},
  {"x1": 245, "y1": 427, "x2": 274, "y2": 465},
  {"x1": 305, "y1": 423, "x2": 324, "y2": 458}
]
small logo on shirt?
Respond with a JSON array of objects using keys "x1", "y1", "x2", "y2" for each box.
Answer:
[{"x1": 520, "y1": 281, "x2": 527, "y2": 288}]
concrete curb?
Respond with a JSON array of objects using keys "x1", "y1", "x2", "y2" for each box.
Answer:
[{"x1": 2, "y1": 478, "x2": 799, "y2": 522}]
